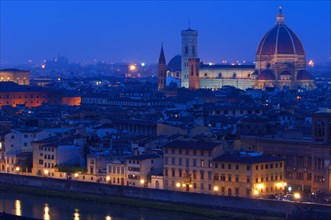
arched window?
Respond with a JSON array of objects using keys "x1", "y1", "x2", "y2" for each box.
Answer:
[
  {"x1": 204, "y1": 73, "x2": 208, "y2": 78},
  {"x1": 218, "y1": 73, "x2": 222, "y2": 79},
  {"x1": 228, "y1": 188, "x2": 232, "y2": 196},
  {"x1": 156, "y1": 180, "x2": 160, "y2": 189},
  {"x1": 232, "y1": 73, "x2": 236, "y2": 79},
  {"x1": 315, "y1": 120, "x2": 324, "y2": 137}
]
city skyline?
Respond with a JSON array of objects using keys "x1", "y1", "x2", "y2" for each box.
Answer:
[{"x1": 0, "y1": 0, "x2": 330, "y2": 66}]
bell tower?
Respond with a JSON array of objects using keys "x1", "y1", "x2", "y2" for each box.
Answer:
[
  {"x1": 181, "y1": 25, "x2": 198, "y2": 88},
  {"x1": 158, "y1": 44, "x2": 167, "y2": 92}
]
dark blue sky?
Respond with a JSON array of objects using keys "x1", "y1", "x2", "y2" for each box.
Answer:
[{"x1": 1, "y1": 1, "x2": 330, "y2": 66}]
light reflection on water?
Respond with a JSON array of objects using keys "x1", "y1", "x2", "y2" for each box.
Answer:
[
  {"x1": 44, "y1": 204, "x2": 50, "y2": 220},
  {"x1": 74, "y1": 208, "x2": 80, "y2": 220},
  {"x1": 0, "y1": 192, "x2": 209, "y2": 220},
  {"x1": 15, "y1": 200, "x2": 21, "y2": 216}
]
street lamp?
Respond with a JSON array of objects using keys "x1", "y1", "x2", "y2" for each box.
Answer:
[
  {"x1": 15, "y1": 167, "x2": 20, "y2": 173},
  {"x1": 213, "y1": 186, "x2": 219, "y2": 192},
  {"x1": 176, "y1": 182, "x2": 181, "y2": 188},
  {"x1": 293, "y1": 192, "x2": 301, "y2": 200}
]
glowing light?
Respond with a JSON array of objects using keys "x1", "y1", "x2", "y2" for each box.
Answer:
[
  {"x1": 308, "y1": 59, "x2": 314, "y2": 67},
  {"x1": 41, "y1": 64, "x2": 46, "y2": 69},
  {"x1": 15, "y1": 200, "x2": 21, "y2": 216},
  {"x1": 57, "y1": 77, "x2": 61, "y2": 81},
  {"x1": 189, "y1": 184, "x2": 192, "y2": 188},
  {"x1": 106, "y1": 176, "x2": 111, "y2": 181},
  {"x1": 74, "y1": 173, "x2": 79, "y2": 178},
  {"x1": 15, "y1": 167, "x2": 20, "y2": 172},
  {"x1": 256, "y1": 183, "x2": 264, "y2": 190},
  {"x1": 288, "y1": 186, "x2": 292, "y2": 192},
  {"x1": 213, "y1": 186, "x2": 219, "y2": 191},
  {"x1": 74, "y1": 209, "x2": 80, "y2": 220},
  {"x1": 105, "y1": 216, "x2": 112, "y2": 220},
  {"x1": 44, "y1": 204, "x2": 50, "y2": 220},
  {"x1": 141, "y1": 62, "x2": 145, "y2": 67},
  {"x1": 293, "y1": 192, "x2": 301, "y2": 200},
  {"x1": 140, "y1": 179, "x2": 145, "y2": 185},
  {"x1": 44, "y1": 170, "x2": 49, "y2": 175},
  {"x1": 176, "y1": 182, "x2": 181, "y2": 188},
  {"x1": 253, "y1": 189, "x2": 259, "y2": 195},
  {"x1": 129, "y1": 64, "x2": 136, "y2": 71},
  {"x1": 182, "y1": 183, "x2": 186, "y2": 187}
]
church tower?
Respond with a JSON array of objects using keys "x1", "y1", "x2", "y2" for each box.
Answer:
[
  {"x1": 181, "y1": 26, "x2": 198, "y2": 88},
  {"x1": 188, "y1": 58, "x2": 200, "y2": 89},
  {"x1": 158, "y1": 44, "x2": 167, "y2": 92}
]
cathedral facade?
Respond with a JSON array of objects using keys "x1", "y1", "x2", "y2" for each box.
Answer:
[{"x1": 162, "y1": 7, "x2": 315, "y2": 91}]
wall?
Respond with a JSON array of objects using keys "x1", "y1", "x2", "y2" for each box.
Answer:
[{"x1": 1, "y1": 173, "x2": 330, "y2": 218}]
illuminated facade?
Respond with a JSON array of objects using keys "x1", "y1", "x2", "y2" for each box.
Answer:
[
  {"x1": 0, "y1": 82, "x2": 80, "y2": 108},
  {"x1": 239, "y1": 111, "x2": 331, "y2": 194},
  {"x1": 163, "y1": 140, "x2": 285, "y2": 197},
  {"x1": 0, "y1": 69, "x2": 30, "y2": 85}
]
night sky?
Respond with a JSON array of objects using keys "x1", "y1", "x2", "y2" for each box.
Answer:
[{"x1": 1, "y1": 1, "x2": 330, "y2": 66}]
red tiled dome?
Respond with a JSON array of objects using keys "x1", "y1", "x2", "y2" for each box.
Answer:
[{"x1": 256, "y1": 8, "x2": 305, "y2": 56}]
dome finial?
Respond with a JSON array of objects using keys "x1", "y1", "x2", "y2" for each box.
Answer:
[{"x1": 276, "y1": 6, "x2": 285, "y2": 25}]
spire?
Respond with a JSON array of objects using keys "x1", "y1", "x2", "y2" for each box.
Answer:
[
  {"x1": 158, "y1": 43, "x2": 166, "y2": 65},
  {"x1": 276, "y1": 6, "x2": 285, "y2": 25},
  {"x1": 188, "y1": 17, "x2": 191, "y2": 30}
]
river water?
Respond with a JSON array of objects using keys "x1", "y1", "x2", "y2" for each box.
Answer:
[{"x1": 0, "y1": 192, "x2": 210, "y2": 220}]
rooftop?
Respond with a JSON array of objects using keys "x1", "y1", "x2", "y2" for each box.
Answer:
[
  {"x1": 163, "y1": 140, "x2": 221, "y2": 150},
  {"x1": 213, "y1": 153, "x2": 283, "y2": 164}
]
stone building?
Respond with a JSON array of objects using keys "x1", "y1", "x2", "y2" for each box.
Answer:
[
  {"x1": 239, "y1": 110, "x2": 331, "y2": 194},
  {"x1": 162, "y1": 140, "x2": 284, "y2": 197},
  {"x1": 0, "y1": 69, "x2": 30, "y2": 85}
]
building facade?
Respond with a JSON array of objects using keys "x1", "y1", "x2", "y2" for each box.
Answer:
[{"x1": 0, "y1": 69, "x2": 30, "y2": 85}]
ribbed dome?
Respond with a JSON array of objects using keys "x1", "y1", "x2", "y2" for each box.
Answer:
[
  {"x1": 297, "y1": 70, "x2": 313, "y2": 80},
  {"x1": 258, "y1": 69, "x2": 276, "y2": 80},
  {"x1": 256, "y1": 7, "x2": 305, "y2": 56},
  {"x1": 167, "y1": 55, "x2": 181, "y2": 72}
]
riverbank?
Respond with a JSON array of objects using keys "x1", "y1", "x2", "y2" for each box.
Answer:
[{"x1": 0, "y1": 183, "x2": 282, "y2": 219}]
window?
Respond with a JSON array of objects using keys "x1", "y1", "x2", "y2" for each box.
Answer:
[
  {"x1": 179, "y1": 158, "x2": 182, "y2": 166},
  {"x1": 178, "y1": 149, "x2": 182, "y2": 155},
  {"x1": 270, "y1": 164, "x2": 273, "y2": 169},
  {"x1": 185, "y1": 149, "x2": 189, "y2": 155},
  {"x1": 200, "y1": 151, "x2": 204, "y2": 156},
  {"x1": 246, "y1": 165, "x2": 250, "y2": 171},
  {"x1": 221, "y1": 163, "x2": 225, "y2": 169},
  {"x1": 200, "y1": 160, "x2": 204, "y2": 167},
  {"x1": 200, "y1": 171, "x2": 204, "y2": 180},
  {"x1": 246, "y1": 177, "x2": 250, "y2": 183},
  {"x1": 215, "y1": 163, "x2": 218, "y2": 168},
  {"x1": 165, "y1": 157, "x2": 168, "y2": 165},
  {"x1": 228, "y1": 175, "x2": 232, "y2": 182},
  {"x1": 193, "y1": 159, "x2": 197, "y2": 167},
  {"x1": 235, "y1": 164, "x2": 239, "y2": 170},
  {"x1": 235, "y1": 176, "x2": 239, "y2": 182},
  {"x1": 228, "y1": 164, "x2": 231, "y2": 170},
  {"x1": 186, "y1": 158, "x2": 189, "y2": 167},
  {"x1": 221, "y1": 175, "x2": 225, "y2": 181},
  {"x1": 171, "y1": 157, "x2": 175, "y2": 165},
  {"x1": 256, "y1": 165, "x2": 258, "y2": 170},
  {"x1": 208, "y1": 171, "x2": 212, "y2": 180},
  {"x1": 265, "y1": 164, "x2": 269, "y2": 169}
]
